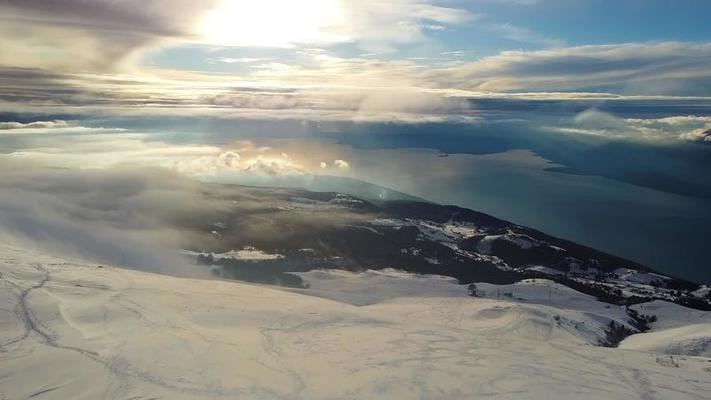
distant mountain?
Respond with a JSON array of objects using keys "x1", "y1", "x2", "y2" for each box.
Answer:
[
  {"x1": 203, "y1": 173, "x2": 427, "y2": 203},
  {"x1": 186, "y1": 184, "x2": 711, "y2": 310}
]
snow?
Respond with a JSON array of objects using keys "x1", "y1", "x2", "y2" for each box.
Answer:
[
  {"x1": 618, "y1": 300, "x2": 711, "y2": 357},
  {"x1": 289, "y1": 268, "x2": 465, "y2": 306},
  {"x1": 620, "y1": 324, "x2": 711, "y2": 357},
  {"x1": 1, "y1": 244, "x2": 711, "y2": 400},
  {"x1": 614, "y1": 268, "x2": 670, "y2": 285},
  {"x1": 400, "y1": 247, "x2": 422, "y2": 256},
  {"x1": 528, "y1": 265, "x2": 566, "y2": 276},
  {"x1": 329, "y1": 193, "x2": 364, "y2": 205},
  {"x1": 442, "y1": 220, "x2": 479, "y2": 239},
  {"x1": 629, "y1": 300, "x2": 711, "y2": 330},
  {"x1": 694, "y1": 285, "x2": 711, "y2": 299},
  {"x1": 183, "y1": 246, "x2": 284, "y2": 261},
  {"x1": 372, "y1": 218, "x2": 479, "y2": 244},
  {"x1": 478, "y1": 232, "x2": 542, "y2": 254},
  {"x1": 372, "y1": 218, "x2": 509, "y2": 269}
]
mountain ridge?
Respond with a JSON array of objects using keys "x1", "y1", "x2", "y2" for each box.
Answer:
[{"x1": 181, "y1": 184, "x2": 711, "y2": 310}]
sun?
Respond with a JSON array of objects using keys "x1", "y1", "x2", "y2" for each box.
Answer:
[{"x1": 200, "y1": 0, "x2": 346, "y2": 47}]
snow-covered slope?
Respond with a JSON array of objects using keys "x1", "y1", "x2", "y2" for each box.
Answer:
[
  {"x1": 290, "y1": 270, "x2": 634, "y2": 345},
  {"x1": 629, "y1": 300, "x2": 711, "y2": 330},
  {"x1": 620, "y1": 324, "x2": 711, "y2": 357},
  {"x1": 618, "y1": 301, "x2": 711, "y2": 357},
  {"x1": 1, "y1": 244, "x2": 710, "y2": 400}
]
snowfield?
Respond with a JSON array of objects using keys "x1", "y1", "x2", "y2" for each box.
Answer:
[
  {"x1": 1, "y1": 244, "x2": 710, "y2": 400},
  {"x1": 620, "y1": 324, "x2": 711, "y2": 357},
  {"x1": 182, "y1": 247, "x2": 285, "y2": 262},
  {"x1": 619, "y1": 301, "x2": 711, "y2": 357}
]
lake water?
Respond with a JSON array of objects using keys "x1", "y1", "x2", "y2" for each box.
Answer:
[{"x1": 295, "y1": 142, "x2": 711, "y2": 284}]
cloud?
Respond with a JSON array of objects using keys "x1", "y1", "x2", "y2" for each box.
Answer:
[
  {"x1": 425, "y1": 42, "x2": 711, "y2": 96},
  {"x1": 0, "y1": 126, "x2": 324, "y2": 179},
  {"x1": 549, "y1": 110, "x2": 711, "y2": 144},
  {"x1": 622, "y1": 115, "x2": 711, "y2": 144},
  {"x1": 1, "y1": 0, "x2": 710, "y2": 127},
  {"x1": 356, "y1": 89, "x2": 471, "y2": 116},
  {"x1": 0, "y1": 0, "x2": 473, "y2": 71},
  {"x1": 472, "y1": 0, "x2": 538, "y2": 4},
  {"x1": 549, "y1": 109, "x2": 637, "y2": 138},
  {"x1": 0, "y1": 157, "x2": 367, "y2": 278},
  {"x1": 200, "y1": 0, "x2": 475, "y2": 48},
  {"x1": 0, "y1": 60, "x2": 479, "y2": 123},
  {"x1": 0, "y1": 156, "x2": 381, "y2": 280},
  {"x1": 573, "y1": 109, "x2": 628, "y2": 131},
  {"x1": 334, "y1": 159, "x2": 350, "y2": 169},
  {"x1": 170, "y1": 144, "x2": 321, "y2": 178},
  {"x1": 174, "y1": 151, "x2": 243, "y2": 174},
  {"x1": 0, "y1": 120, "x2": 71, "y2": 129},
  {"x1": 243, "y1": 156, "x2": 307, "y2": 176},
  {"x1": 3, "y1": 42, "x2": 711, "y2": 125},
  {"x1": 0, "y1": 0, "x2": 220, "y2": 71},
  {"x1": 208, "y1": 57, "x2": 268, "y2": 64},
  {"x1": 680, "y1": 129, "x2": 711, "y2": 143},
  {"x1": 0, "y1": 119, "x2": 125, "y2": 135},
  {"x1": 0, "y1": 161, "x2": 229, "y2": 276},
  {"x1": 0, "y1": 0, "x2": 210, "y2": 34},
  {"x1": 0, "y1": 127, "x2": 230, "y2": 171},
  {"x1": 329, "y1": 0, "x2": 476, "y2": 48},
  {"x1": 483, "y1": 22, "x2": 565, "y2": 47}
]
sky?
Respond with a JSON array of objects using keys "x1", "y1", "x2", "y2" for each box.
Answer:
[
  {"x1": 0, "y1": 0, "x2": 711, "y2": 282},
  {"x1": 1, "y1": 0, "x2": 711, "y2": 121}
]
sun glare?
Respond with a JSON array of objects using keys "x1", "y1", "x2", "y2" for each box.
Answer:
[{"x1": 200, "y1": 0, "x2": 346, "y2": 47}]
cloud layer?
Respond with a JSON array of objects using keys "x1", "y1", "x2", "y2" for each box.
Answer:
[
  {"x1": 0, "y1": 0, "x2": 217, "y2": 70},
  {"x1": 0, "y1": 162, "x2": 225, "y2": 276},
  {"x1": 2, "y1": 41, "x2": 711, "y2": 124},
  {"x1": 0, "y1": 2, "x2": 710, "y2": 138},
  {"x1": 548, "y1": 110, "x2": 711, "y2": 144},
  {"x1": 427, "y1": 42, "x2": 711, "y2": 96}
]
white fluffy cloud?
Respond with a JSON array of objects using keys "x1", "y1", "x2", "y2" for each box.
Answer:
[
  {"x1": 631, "y1": 116, "x2": 711, "y2": 144},
  {"x1": 174, "y1": 151, "x2": 242, "y2": 174},
  {"x1": 680, "y1": 129, "x2": 711, "y2": 143},
  {"x1": 0, "y1": 120, "x2": 125, "y2": 135},
  {"x1": 0, "y1": 120, "x2": 71, "y2": 129},
  {"x1": 552, "y1": 110, "x2": 711, "y2": 144},
  {"x1": 243, "y1": 156, "x2": 306, "y2": 176}
]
